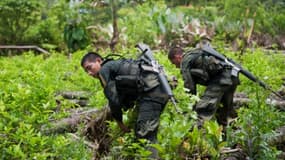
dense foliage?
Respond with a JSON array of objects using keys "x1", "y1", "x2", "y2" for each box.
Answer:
[
  {"x1": 1, "y1": 0, "x2": 285, "y2": 159},
  {"x1": 0, "y1": 52, "x2": 99, "y2": 159},
  {"x1": 1, "y1": 47, "x2": 285, "y2": 159},
  {"x1": 0, "y1": 0, "x2": 42, "y2": 44},
  {"x1": 0, "y1": 0, "x2": 284, "y2": 53}
]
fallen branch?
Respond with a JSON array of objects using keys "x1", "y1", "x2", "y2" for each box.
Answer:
[
  {"x1": 68, "y1": 133, "x2": 98, "y2": 149},
  {"x1": 268, "y1": 125, "x2": 285, "y2": 146},
  {"x1": 56, "y1": 91, "x2": 91, "y2": 100},
  {"x1": 220, "y1": 145, "x2": 247, "y2": 160},
  {"x1": 41, "y1": 107, "x2": 111, "y2": 135},
  {"x1": 55, "y1": 91, "x2": 92, "y2": 108},
  {"x1": 233, "y1": 92, "x2": 285, "y2": 111},
  {"x1": 220, "y1": 148, "x2": 242, "y2": 154},
  {"x1": 0, "y1": 45, "x2": 50, "y2": 55}
]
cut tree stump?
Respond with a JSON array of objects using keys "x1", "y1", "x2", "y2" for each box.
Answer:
[{"x1": 42, "y1": 106, "x2": 112, "y2": 156}]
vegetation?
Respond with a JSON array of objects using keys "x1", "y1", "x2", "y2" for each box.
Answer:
[{"x1": 0, "y1": 0, "x2": 285, "y2": 159}]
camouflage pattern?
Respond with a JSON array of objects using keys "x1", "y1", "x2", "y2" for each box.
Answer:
[
  {"x1": 136, "y1": 86, "x2": 168, "y2": 142},
  {"x1": 98, "y1": 59, "x2": 168, "y2": 145},
  {"x1": 181, "y1": 48, "x2": 239, "y2": 126}
]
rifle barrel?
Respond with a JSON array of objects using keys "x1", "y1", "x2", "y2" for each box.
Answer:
[
  {"x1": 202, "y1": 44, "x2": 284, "y2": 99},
  {"x1": 240, "y1": 69, "x2": 265, "y2": 87}
]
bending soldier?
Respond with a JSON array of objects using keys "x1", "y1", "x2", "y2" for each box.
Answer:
[
  {"x1": 168, "y1": 43, "x2": 240, "y2": 131},
  {"x1": 81, "y1": 52, "x2": 169, "y2": 159}
]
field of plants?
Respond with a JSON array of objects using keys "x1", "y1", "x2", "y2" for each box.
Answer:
[{"x1": 1, "y1": 0, "x2": 285, "y2": 159}]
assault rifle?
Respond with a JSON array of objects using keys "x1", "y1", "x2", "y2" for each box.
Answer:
[
  {"x1": 201, "y1": 43, "x2": 283, "y2": 99},
  {"x1": 135, "y1": 43, "x2": 179, "y2": 111}
]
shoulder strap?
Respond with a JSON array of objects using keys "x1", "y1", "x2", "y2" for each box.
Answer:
[
  {"x1": 182, "y1": 49, "x2": 204, "y2": 68},
  {"x1": 101, "y1": 54, "x2": 126, "y2": 65},
  {"x1": 104, "y1": 54, "x2": 125, "y2": 59}
]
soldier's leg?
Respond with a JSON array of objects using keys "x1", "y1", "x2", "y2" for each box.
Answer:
[
  {"x1": 135, "y1": 96, "x2": 166, "y2": 159},
  {"x1": 216, "y1": 85, "x2": 237, "y2": 127},
  {"x1": 216, "y1": 75, "x2": 239, "y2": 126},
  {"x1": 218, "y1": 84, "x2": 238, "y2": 141},
  {"x1": 195, "y1": 84, "x2": 226, "y2": 127}
]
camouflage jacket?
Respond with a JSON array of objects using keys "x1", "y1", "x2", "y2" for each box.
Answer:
[
  {"x1": 98, "y1": 59, "x2": 160, "y2": 122},
  {"x1": 181, "y1": 48, "x2": 233, "y2": 94}
]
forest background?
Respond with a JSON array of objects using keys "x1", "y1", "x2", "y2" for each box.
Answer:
[{"x1": 0, "y1": 0, "x2": 285, "y2": 159}]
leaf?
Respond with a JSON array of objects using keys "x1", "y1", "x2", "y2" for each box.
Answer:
[
  {"x1": 72, "y1": 28, "x2": 84, "y2": 40},
  {"x1": 0, "y1": 100, "x2": 5, "y2": 112}
]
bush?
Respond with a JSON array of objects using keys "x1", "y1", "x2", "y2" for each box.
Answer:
[{"x1": 0, "y1": 0, "x2": 42, "y2": 44}]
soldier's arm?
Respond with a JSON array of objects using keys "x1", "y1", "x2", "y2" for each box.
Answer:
[
  {"x1": 182, "y1": 68, "x2": 197, "y2": 95},
  {"x1": 99, "y1": 62, "x2": 123, "y2": 122},
  {"x1": 103, "y1": 80, "x2": 123, "y2": 122}
]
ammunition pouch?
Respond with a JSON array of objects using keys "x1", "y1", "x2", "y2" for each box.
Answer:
[
  {"x1": 218, "y1": 69, "x2": 233, "y2": 85},
  {"x1": 115, "y1": 75, "x2": 143, "y2": 94},
  {"x1": 118, "y1": 60, "x2": 140, "y2": 75},
  {"x1": 190, "y1": 68, "x2": 209, "y2": 82},
  {"x1": 115, "y1": 60, "x2": 143, "y2": 94},
  {"x1": 115, "y1": 59, "x2": 160, "y2": 94},
  {"x1": 139, "y1": 64, "x2": 160, "y2": 92},
  {"x1": 204, "y1": 56, "x2": 224, "y2": 76},
  {"x1": 141, "y1": 73, "x2": 160, "y2": 92}
]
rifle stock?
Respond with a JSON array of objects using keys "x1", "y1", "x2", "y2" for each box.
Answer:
[{"x1": 135, "y1": 43, "x2": 179, "y2": 110}]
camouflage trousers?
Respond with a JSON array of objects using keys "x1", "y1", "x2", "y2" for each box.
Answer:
[
  {"x1": 194, "y1": 78, "x2": 239, "y2": 127},
  {"x1": 135, "y1": 86, "x2": 168, "y2": 159},
  {"x1": 135, "y1": 86, "x2": 168, "y2": 142}
]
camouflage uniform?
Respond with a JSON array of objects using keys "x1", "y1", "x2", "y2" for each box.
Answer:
[
  {"x1": 181, "y1": 48, "x2": 239, "y2": 126},
  {"x1": 98, "y1": 58, "x2": 168, "y2": 154}
]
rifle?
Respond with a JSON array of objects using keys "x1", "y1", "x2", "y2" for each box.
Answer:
[
  {"x1": 135, "y1": 43, "x2": 179, "y2": 111},
  {"x1": 201, "y1": 44, "x2": 283, "y2": 99}
]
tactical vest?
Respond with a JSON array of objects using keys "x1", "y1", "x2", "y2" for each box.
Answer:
[
  {"x1": 115, "y1": 59, "x2": 160, "y2": 94},
  {"x1": 181, "y1": 48, "x2": 232, "y2": 86}
]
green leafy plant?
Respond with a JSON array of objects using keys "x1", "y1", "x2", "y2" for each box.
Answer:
[
  {"x1": 64, "y1": 22, "x2": 89, "y2": 53},
  {"x1": 0, "y1": 51, "x2": 98, "y2": 159},
  {"x1": 227, "y1": 101, "x2": 284, "y2": 159},
  {"x1": 179, "y1": 121, "x2": 225, "y2": 159}
]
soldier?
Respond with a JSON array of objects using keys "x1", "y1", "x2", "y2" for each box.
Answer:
[
  {"x1": 168, "y1": 42, "x2": 240, "y2": 131},
  {"x1": 81, "y1": 52, "x2": 169, "y2": 159}
]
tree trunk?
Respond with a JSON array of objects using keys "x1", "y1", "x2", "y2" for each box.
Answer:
[{"x1": 109, "y1": 0, "x2": 119, "y2": 52}]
